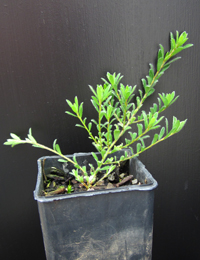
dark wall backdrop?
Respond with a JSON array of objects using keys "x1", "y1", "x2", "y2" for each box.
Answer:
[{"x1": 0, "y1": 0, "x2": 199, "y2": 259}]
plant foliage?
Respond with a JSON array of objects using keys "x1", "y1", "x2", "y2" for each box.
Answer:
[{"x1": 4, "y1": 31, "x2": 193, "y2": 190}]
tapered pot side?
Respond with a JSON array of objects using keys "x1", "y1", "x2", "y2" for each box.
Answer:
[{"x1": 34, "y1": 150, "x2": 158, "y2": 260}]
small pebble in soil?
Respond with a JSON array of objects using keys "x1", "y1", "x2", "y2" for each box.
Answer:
[{"x1": 132, "y1": 179, "x2": 138, "y2": 185}]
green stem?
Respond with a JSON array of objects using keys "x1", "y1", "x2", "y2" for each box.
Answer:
[{"x1": 26, "y1": 140, "x2": 89, "y2": 189}]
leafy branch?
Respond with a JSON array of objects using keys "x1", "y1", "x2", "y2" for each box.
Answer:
[{"x1": 4, "y1": 31, "x2": 193, "y2": 190}]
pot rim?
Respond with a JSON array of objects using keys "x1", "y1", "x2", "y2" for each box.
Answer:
[{"x1": 34, "y1": 152, "x2": 158, "y2": 203}]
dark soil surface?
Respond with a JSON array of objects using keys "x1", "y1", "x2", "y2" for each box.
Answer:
[{"x1": 42, "y1": 160, "x2": 142, "y2": 196}]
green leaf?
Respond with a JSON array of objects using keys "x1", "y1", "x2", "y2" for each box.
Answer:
[
  {"x1": 161, "y1": 63, "x2": 170, "y2": 73},
  {"x1": 177, "y1": 119, "x2": 187, "y2": 132},
  {"x1": 88, "y1": 122, "x2": 92, "y2": 132},
  {"x1": 75, "y1": 124, "x2": 84, "y2": 128},
  {"x1": 74, "y1": 96, "x2": 79, "y2": 109},
  {"x1": 146, "y1": 88, "x2": 155, "y2": 97},
  {"x1": 97, "y1": 85, "x2": 103, "y2": 101},
  {"x1": 91, "y1": 152, "x2": 99, "y2": 162},
  {"x1": 164, "y1": 57, "x2": 181, "y2": 66},
  {"x1": 149, "y1": 64, "x2": 154, "y2": 79},
  {"x1": 100, "y1": 166, "x2": 112, "y2": 171},
  {"x1": 4, "y1": 140, "x2": 21, "y2": 147},
  {"x1": 10, "y1": 133, "x2": 21, "y2": 140},
  {"x1": 32, "y1": 144, "x2": 41, "y2": 148},
  {"x1": 106, "y1": 72, "x2": 115, "y2": 85},
  {"x1": 181, "y1": 43, "x2": 193, "y2": 49},
  {"x1": 58, "y1": 159, "x2": 68, "y2": 163},
  {"x1": 55, "y1": 144, "x2": 61, "y2": 154},
  {"x1": 158, "y1": 48, "x2": 163, "y2": 60},
  {"x1": 137, "y1": 143, "x2": 141, "y2": 153},
  {"x1": 157, "y1": 57, "x2": 163, "y2": 71},
  {"x1": 138, "y1": 89, "x2": 143, "y2": 99},
  {"x1": 165, "y1": 118, "x2": 169, "y2": 135},
  {"x1": 136, "y1": 96, "x2": 141, "y2": 107},
  {"x1": 137, "y1": 124, "x2": 143, "y2": 136},
  {"x1": 148, "y1": 117, "x2": 156, "y2": 127},
  {"x1": 89, "y1": 85, "x2": 97, "y2": 97},
  {"x1": 53, "y1": 139, "x2": 57, "y2": 150},
  {"x1": 151, "y1": 133, "x2": 159, "y2": 144},
  {"x1": 177, "y1": 31, "x2": 188, "y2": 45},
  {"x1": 79, "y1": 102, "x2": 83, "y2": 118},
  {"x1": 110, "y1": 145, "x2": 121, "y2": 153},
  {"x1": 171, "y1": 47, "x2": 184, "y2": 56},
  {"x1": 150, "y1": 125, "x2": 161, "y2": 130},
  {"x1": 65, "y1": 111, "x2": 77, "y2": 117},
  {"x1": 129, "y1": 132, "x2": 137, "y2": 141},
  {"x1": 170, "y1": 32, "x2": 176, "y2": 50},
  {"x1": 142, "y1": 111, "x2": 148, "y2": 129},
  {"x1": 141, "y1": 78, "x2": 147, "y2": 89},
  {"x1": 27, "y1": 129, "x2": 37, "y2": 143},
  {"x1": 114, "y1": 127, "x2": 120, "y2": 140},
  {"x1": 66, "y1": 99, "x2": 74, "y2": 109},
  {"x1": 159, "y1": 127, "x2": 165, "y2": 140},
  {"x1": 91, "y1": 99, "x2": 99, "y2": 111}
]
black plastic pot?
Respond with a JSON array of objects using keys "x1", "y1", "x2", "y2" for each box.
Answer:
[{"x1": 34, "y1": 150, "x2": 158, "y2": 260}]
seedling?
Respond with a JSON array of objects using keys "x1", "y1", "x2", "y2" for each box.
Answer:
[{"x1": 4, "y1": 31, "x2": 193, "y2": 191}]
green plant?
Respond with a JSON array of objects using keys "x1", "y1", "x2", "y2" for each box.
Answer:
[{"x1": 4, "y1": 31, "x2": 193, "y2": 191}]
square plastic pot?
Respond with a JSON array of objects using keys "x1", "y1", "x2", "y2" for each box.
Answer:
[{"x1": 34, "y1": 150, "x2": 158, "y2": 260}]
